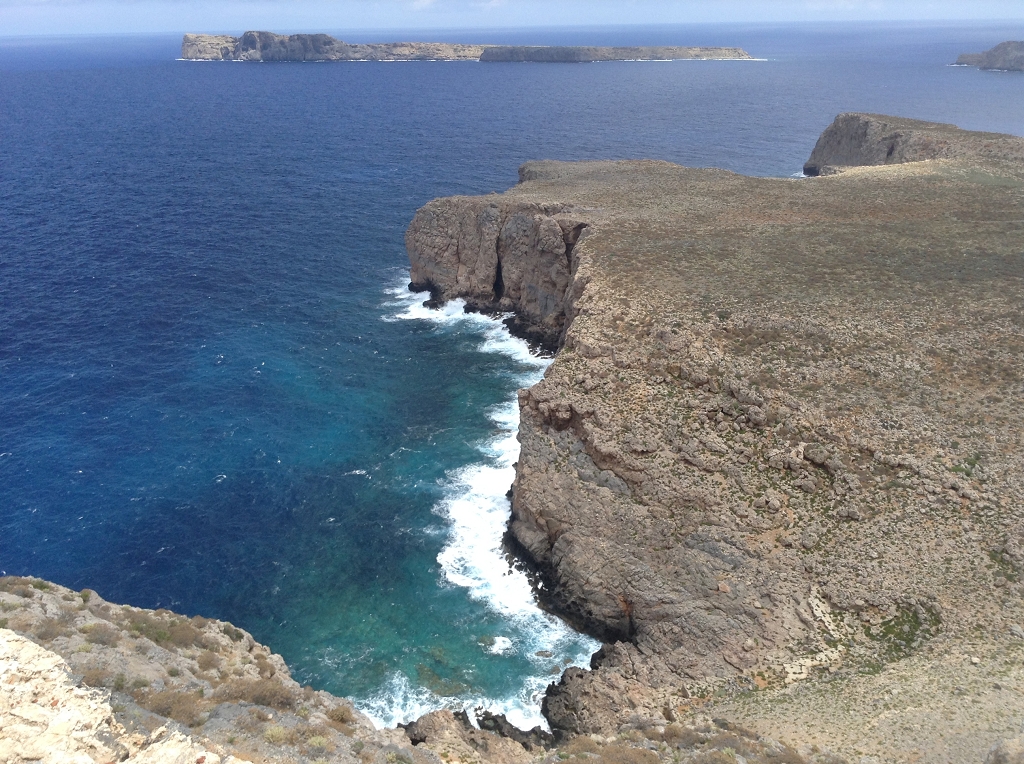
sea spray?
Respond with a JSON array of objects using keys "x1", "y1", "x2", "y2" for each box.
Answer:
[{"x1": 363, "y1": 282, "x2": 599, "y2": 729}]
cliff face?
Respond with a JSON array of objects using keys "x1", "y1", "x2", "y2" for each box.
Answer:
[
  {"x1": 478, "y1": 46, "x2": 751, "y2": 63},
  {"x1": 405, "y1": 194, "x2": 589, "y2": 348},
  {"x1": 956, "y1": 40, "x2": 1024, "y2": 71},
  {"x1": 405, "y1": 116, "x2": 1024, "y2": 760},
  {"x1": 181, "y1": 32, "x2": 487, "y2": 62},
  {"x1": 802, "y1": 112, "x2": 1024, "y2": 175}
]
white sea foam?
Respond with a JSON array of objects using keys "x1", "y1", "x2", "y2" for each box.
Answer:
[{"x1": 361, "y1": 277, "x2": 600, "y2": 730}]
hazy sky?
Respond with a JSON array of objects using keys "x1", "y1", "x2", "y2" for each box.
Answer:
[{"x1": 3, "y1": 0, "x2": 1023, "y2": 36}]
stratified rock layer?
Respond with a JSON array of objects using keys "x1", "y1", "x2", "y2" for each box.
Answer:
[
  {"x1": 956, "y1": 40, "x2": 1024, "y2": 71},
  {"x1": 406, "y1": 113, "x2": 1024, "y2": 759}
]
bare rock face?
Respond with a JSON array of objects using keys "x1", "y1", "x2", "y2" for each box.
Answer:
[
  {"x1": 0, "y1": 629, "x2": 251, "y2": 763},
  {"x1": 802, "y1": 112, "x2": 1024, "y2": 175},
  {"x1": 956, "y1": 40, "x2": 1024, "y2": 71},
  {"x1": 405, "y1": 195, "x2": 589, "y2": 348}
]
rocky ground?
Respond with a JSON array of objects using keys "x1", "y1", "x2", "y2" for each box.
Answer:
[{"x1": 405, "y1": 114, "x2": 1024, "y2": 762}]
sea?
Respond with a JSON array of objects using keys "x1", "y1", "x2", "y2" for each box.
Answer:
[{"x1": 1, "y1": 22, "x2": 1022, "y2": 728}]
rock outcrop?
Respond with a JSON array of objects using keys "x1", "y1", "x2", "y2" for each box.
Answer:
[
  {"x1": 406, "y1": 116, "x2": 1024, "y2": 761},
  {"x1": 479, "y1": 46, "x2": 751, "y2": 63},
  {"x1": 181, "y1": 32, "x2": 488, "y2": 61},
  {"x1": 405, "y1": 193, "x2": 590, "y2": 349},
  {"x1": 802, "y1": 112, "x2": 1024, "y2": 175},
  {"x1": 0, "y1": 576, "x2": 432, "y2": 764},
  {"x1": 956, "y1": 40, "x2": 1024, "y2": 71}
]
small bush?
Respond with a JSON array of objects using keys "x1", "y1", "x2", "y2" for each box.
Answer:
[
  {"x1": 142, "y1": 689, "x2": 207, "y2": 727},
  {"x1": 216, "y1": 678, "x2": 296, "y2": 709},
  {"x1": 663, "y1": 724, "x2": 704, "y2": 749},
  {"x1": 35, "y1": 618, "x2": 69, "y2": 642},
  {"x1": 168, "y1": 620, "x2": 206, "y2": 648},
  {"x1": 598, "y1": 744, "x2": 659, "y2": 764},
  {"x1": 197, "y1": 650, "x2": 221, "y2": 671},
  {"x1": 81, "y1": 668, "x2": 111, "y2": 687},
  {"x1": 31, "y1": 580, "x2": 51, "y2": 591},
  {"x1": 167, "y1": 666, "x2": 181, "y2": 677},
  {"x1": 80, "y1": 589, "x2": 92, "y2": 603},
  {"x1": 0, "y1": 618, "x2": 7, "y2": 629},
  {"x1": 564, "y1": 737, "x2": 602, "y2": 755},
  {"x1": 264, "y1": 725, "x2": 296, "y2": 745},
  {"x1": 307, "y1": 735, "x2": 331, "y2": 753},
  {"x1": 84, "y1": 623, "x2": 121, "y2": 646},
  {"x1": 327, "y1": 705, "x2": 355, "y2": 724},
  {"x1": 113, "y1": 673, "x2": 127, "y2": 691},
  {"x1": 222, "y1": 624, "x2": 245, "y2": 642}
]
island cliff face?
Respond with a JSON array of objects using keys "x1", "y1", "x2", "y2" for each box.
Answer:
[
  {"x1": 181, "y1": 32, "x2": 487, "y2": 61},
  {"x1": 181, "y1": 33, "x2": 752, "y2": 64},
  {"x1": 406, "y1": 114, "x2": 1024, "y2": 761},
  {"x1": 956, "y1": 40, "x2": 1024, "y2": 71}
]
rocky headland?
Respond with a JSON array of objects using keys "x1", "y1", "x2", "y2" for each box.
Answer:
[
  {"x1": 955, "y1": 41, "x2": 1024, "y2": 72},
  {"x1": 180, "y1": 33, "x2": 751, "y2": 63},
  {"x1": 406, "y1": 113, "x2": 1024, "y2": 762}
]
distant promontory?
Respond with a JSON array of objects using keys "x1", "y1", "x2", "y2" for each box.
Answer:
[
  {"x1": 181, "y1": 31, "x2": 752, "y2": 62},
  {"x1": 955, "y1": 40, "x2": 1024, "y2": 71}
]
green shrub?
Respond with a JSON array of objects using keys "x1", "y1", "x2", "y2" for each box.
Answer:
[{"x1": 264, "y1": 725, "x2": 293, "y2": 745}]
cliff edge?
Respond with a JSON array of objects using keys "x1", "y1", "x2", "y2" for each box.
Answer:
[
  {"x1": 956, "y1": 40, "x2": 1024, "y2": 71},
  {"x1": 406, "y1": 113, "x2": 1024, "y2": 762}
]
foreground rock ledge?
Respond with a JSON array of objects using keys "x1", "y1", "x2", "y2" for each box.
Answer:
[{"x1": 406, "y1": 113, "x2": 1024, "y2": 762}]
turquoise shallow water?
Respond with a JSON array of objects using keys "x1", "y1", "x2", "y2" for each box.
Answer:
[{"x1": 1, "y1": 22, "x2": 1022, "y2": 726}]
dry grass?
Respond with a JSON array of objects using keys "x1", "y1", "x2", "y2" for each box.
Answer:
[{"x1": 215, "y1": 678, "x2": 297, "y2": 709}]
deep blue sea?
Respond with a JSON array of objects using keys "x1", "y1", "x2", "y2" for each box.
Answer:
[{"x1": 2, "y1": 22, "x2": 1022, "y2": 727}]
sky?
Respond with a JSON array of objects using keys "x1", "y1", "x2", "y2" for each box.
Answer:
[{"x1": 1, "y1": 0, "x2": 1023, "y2": 37}]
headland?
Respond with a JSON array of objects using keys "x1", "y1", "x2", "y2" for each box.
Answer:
[
  {"x1": 406, "y1": 112, "x2": 1024, "y2": 761},
  {"x1": 955, "y1": 40, "x2": 1024, "y2": 71}
]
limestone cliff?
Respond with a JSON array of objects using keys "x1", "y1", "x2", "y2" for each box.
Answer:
[
  {"x1": 956, "y1": 40, "x2": 1024, "y2": 72},
  {"x1": 802, "y1": 112, "x2": 1024, "y2": 175},
  {"x1": 406, "y1": 115, "x2": 1024, "y2": 761}
]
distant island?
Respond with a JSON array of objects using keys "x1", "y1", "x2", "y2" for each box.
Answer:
[
  {"x1": 181, "y1": 31, "x2": 752, "y2": 62},
  {"x1": 955, "y1": 40, "x2": 1024, "y2": 71}
]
